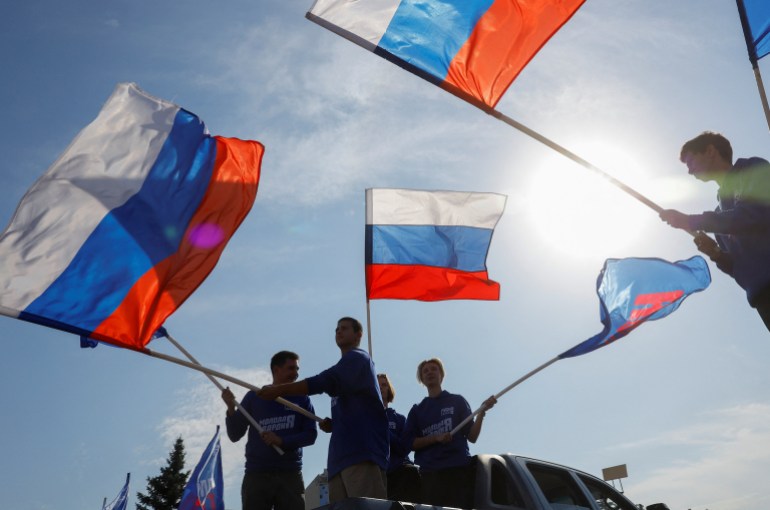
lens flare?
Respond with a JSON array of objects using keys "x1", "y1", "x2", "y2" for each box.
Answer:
[{"x1": 188, "y1": 223, "x2": 225, "y2": 249}]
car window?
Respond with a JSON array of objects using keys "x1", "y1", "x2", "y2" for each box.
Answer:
[
  {"x1": 577, "y1": 475, "x2": 638, "y2": 510},
  {"x1": 489, "y1": 458, "x2": 527, "y2": 508},
  {"x1": 525, "y1": 463, "x2": 591, "y2": 510}
]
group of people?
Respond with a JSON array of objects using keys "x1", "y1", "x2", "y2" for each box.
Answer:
[
  {"x1": 221, "y1": 316, "x2": 496, "y2": 510},
  {"x1": 217, "y1": 130, "x2": 770, "y2": 510}
]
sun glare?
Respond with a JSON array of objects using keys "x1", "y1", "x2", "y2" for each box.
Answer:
[{"x1": 525, "y1": 141, "x2": 654, "y2": 258}]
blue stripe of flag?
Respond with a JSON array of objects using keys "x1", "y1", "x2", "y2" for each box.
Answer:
[
  {"x1": 366, "y1": 225, "x2": 493, "y2": 271},
  {"x1": 744, "y1": 0, "x2": 770, "y2": 60},
  {"x1": 21, "y1": 109, "x2": 216, "y2": 333},
  {"x1": 378, "y1": 0, "x2": 494, "y2": 82}
]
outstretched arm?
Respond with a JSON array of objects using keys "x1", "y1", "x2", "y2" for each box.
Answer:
[
  {"x1": 467, "y1": 396, "x2": 497, "y2": 443},
  {"x1": 257, "y1": 380, "x2": 310, "y2": 400}
]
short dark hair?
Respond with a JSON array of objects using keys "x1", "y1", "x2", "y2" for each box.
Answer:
[
  {"x1": 338, "y1": 316, "x2": 363, "y2": 334},
  {"x1": 270, "y1": 350, "x2": 299, "y2": 369},
  {"x1": 680, "y1": 131, "x2": 732, "y2": 163}
]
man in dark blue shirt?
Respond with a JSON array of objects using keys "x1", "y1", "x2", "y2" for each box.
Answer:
[
  {"x1": 222, "y1": 351, "x2": 317, "y2": 510},
  {"x1": 258, "y1": 317, "x2": 389, "y2": 502},
  {"x1": 660, "y1": 131, "x2": 770, "y2": 332}
]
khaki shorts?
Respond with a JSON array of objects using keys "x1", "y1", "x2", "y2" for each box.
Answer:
[{"x1": 328, "y1": 462, "x2": 387, "y2": 502}]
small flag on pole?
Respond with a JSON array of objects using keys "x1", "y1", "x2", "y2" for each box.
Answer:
[
  {"x1": 102, "y1": 473, "x2": 130, "y2": 510},
  {"x1": 366, "y1": 188, "x2": 506, "y2": 301},
  {"x1": 0, "y1": 83, "x2": 263, "y2": 350},
  {"x1": 178, "y1": 427, "x2": 225, "y2": 510},
  {"x1": 307, "y1": 0, "x2": 585, "y2": 108},
  {"x1": 559, "y1": 256, "x2": 711, "y2": 359}
]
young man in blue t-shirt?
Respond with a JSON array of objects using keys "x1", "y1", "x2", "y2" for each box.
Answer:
[
  {"x1": 221, "y1": 351, "x2": 317, "y2": 510},
  {"x1": 404, "y1": 358, "x2": 496, "y2": 509},
  {"x1": 258, "y1": 317, "x2": 389, "y2": 502}
]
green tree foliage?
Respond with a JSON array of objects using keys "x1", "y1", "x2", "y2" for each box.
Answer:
[{"x1": 136, "y1": 436, "x2": 190, "y2": 510}]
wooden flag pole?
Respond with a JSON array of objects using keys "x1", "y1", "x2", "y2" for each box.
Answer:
[
  {"x1": 164, "y1": 331, "x2": 284, "y2": 454},
  {"x1": 139, "y1": 346, "x2": 323, "y2": 423},
  {"x1": 449, "y1": 356, "x2": 560, "y2": 436},
  {"x1": 736, "y1": 0, "x2": 770, "y2": 132}
]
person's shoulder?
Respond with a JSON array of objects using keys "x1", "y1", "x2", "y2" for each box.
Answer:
[{"x1": 734, "y1": 157, "x2": 770, "y2": 170}]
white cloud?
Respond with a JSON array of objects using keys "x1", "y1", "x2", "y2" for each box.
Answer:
[{"x1": 619, "y1": 402, "x2": 770, "y2": 510}]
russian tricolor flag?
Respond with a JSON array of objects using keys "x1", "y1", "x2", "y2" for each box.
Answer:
[
  {"x1": 0, "y1": 83, "x2": 263, "y2": 350},
  {"x1": 307, "y1": 0, "x2": 585, "y2": 108},
  {"x1": 366, "y1": 188, "x2": 506, "y2": 301}
]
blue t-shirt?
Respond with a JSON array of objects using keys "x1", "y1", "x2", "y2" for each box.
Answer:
[
  {"x1": 225, "y1": 391, "x2": 317, "y2": 473},
  {"x1": 306, "y1": 348, "x2": 389, "y2": 477},
  {"x1": 404, "y1": 390, "x2": 473, "y2": 472},
  {"x1": 386, "y1": 407, "x2": 413, "y2": 472}
]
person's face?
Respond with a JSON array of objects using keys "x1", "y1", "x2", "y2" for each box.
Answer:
[
  {"x1": 420, "y1": 362, "x2": 443, "y2": 387},
  {"x1": 682, "y1": 148, "x2": 717, "y2": 182},
  {"x1": 335, "y1": 320, "x2": 361, "y2": 350},
  {"x1": 378, "y1": 375, "x2": 391, "y2": 402},
  {"x1": 273, "y1": 358, "x2": 300, "y2": 384}
]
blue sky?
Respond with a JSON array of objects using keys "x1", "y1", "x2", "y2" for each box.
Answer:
[{"x1": 2, "y1": 1, "x2": 770, "y2": 509}]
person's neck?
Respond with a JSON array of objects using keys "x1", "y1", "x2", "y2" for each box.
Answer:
[
  {"x1": 339, "y1": 345, "x2": 358, "y2": 355},
  {"x1": 427, "y1": 385, "x2": 442, "y2": 398}
]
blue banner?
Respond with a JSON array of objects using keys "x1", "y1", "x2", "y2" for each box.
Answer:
[
  {"x1": 178, "y1": 427, "x2": 224, "y2": 510},
  {"x1": 559, "y1": 256, "x2": 711, "y2": 359},
  {"x1": 103, "y1": 473, "x2": 130, "y2": 510}
]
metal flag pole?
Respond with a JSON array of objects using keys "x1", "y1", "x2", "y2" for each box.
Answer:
[
  {"x1": 164, "y1": 331, "x2": 284, "y2": 455},
  {"x1": 450, "y1": 356, "x2": 560, "y2": 436},
  {"x1": 736, "y1": 0, "x2": 770, "y2": 132},
  {"x1": 366, "y1": 299, "x2": 373, "y2": 359},
  {"x1": 139, "y1": 346, "x2": 323, "y2": 423}
]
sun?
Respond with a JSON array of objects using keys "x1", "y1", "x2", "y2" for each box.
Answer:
[{"x1": 525, "y1": 141, "x2": 655, "y2": 258}]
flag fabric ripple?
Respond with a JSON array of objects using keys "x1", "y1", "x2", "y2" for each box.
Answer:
[
  {"x1": 0, "y1": 83, "x2": 263, "y2": 350},
  {"x1": 307, "y1": 0, "x2": 585, "y2": 108},
  {"x1": 102, "y1": 473, "x2": 130, "y2": 510},
  {"x1": 738, "y1": 0, "x2": 770, "y2": 62},
  {"x1": 366, "y1": 188, "x2": 506, "y2": 301},
  {"x1": 559, "y1": 256, "x2": 711, "y2": 359},
  {"x1": 178, "y1": 427, "x2": 225, "y2": 510}
]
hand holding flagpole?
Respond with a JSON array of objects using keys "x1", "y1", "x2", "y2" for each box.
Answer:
[
  {"x1": 450, "y1": 357, "x2": 559, "y2": 436},
  {"x1": 164, "y1": 332, "x2": 285, "y2": 455},
  {"x1": 140, "y1": 346, "x2": 323, "y2": 423}
]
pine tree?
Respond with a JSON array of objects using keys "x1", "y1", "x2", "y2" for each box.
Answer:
[{"x1": 136, "y1": 436, "x2": 190, "y2": 510}]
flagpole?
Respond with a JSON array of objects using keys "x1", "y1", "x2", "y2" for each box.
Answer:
[
  {"x1": 736, "y1": 0, "x2": 770, "y2": 131},
  {"x1": 139, "y1": 347, "x2": 323, "y2": 423},
  {"x1": 164, "y1": 332, "x2": 284, "y2": 455},
  {"x1": 453, "y1": 92, "x2": 701, "y2": 239},
  {"x1": 449, "y1": 356, "x2": 560, "y2": 436},
  {"x1": 366, "y1": 299, "x2": 373, "y2": 358}
]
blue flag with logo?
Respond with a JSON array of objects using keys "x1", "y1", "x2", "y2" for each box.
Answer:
[
  {"x1": 178, "y1": 427, "x2": 224, "y2": 510},
  {"x1": 559, "y1": 256, "x2": 711, "y2": 359},
  {"x1": 103, "y1": 473, "x2": 130, "y2": 510}
]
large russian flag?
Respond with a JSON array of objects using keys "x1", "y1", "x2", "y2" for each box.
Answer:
[
  {"x1": 366, "y1": 188, "x2": 506, "y2": 301},
  {"x1": 307, "y1": 0, "x2": 585, "y2": 108},
  {"x1": 0, "y1": 83, "x2": 263, "y2": 350}
]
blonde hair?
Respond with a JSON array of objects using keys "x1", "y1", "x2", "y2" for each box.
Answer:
[
  {"x1": 377, "y1": 373, "x2": 395, "y2": 403},
  {"x1": 416, "y1": 358, "x2": 445, "y2": 385}
]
